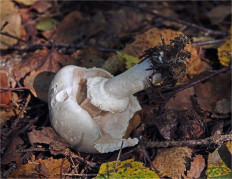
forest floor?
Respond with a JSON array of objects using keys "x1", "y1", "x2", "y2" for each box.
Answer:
[{"x1": 1, "y1": 1, "x2": 231, "y2": 178}]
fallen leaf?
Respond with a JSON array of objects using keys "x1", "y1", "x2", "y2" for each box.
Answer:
[
  {"x1": 13, "y1": 49, "x2": 78, "y2": 101},
  {"x1": 194, "y1": 70, "x2": 231, "y2": 113},
  {"x1": 1, "y1": 136, "x2": 24, "y2": 166},
  {"x1": 27, "y1": 127, "x2": 69, "y2": 155},
  {"x1": 166, "y1": 87, "x2": 195, "y2": 110},
  {"x1": 152, "y1": 147, "x2": 193, "y2": 178},
  {"x1": 0, "y1": 1, "x2": 21, "y2": 49},
  {"x1": 153, "y1": 109, "x2": 205, "y2": 140},
  {"x1": 24, "y1": 71, "x2": 55, "y2": 102},
  {"x1": 15, "y1": 0, "x2": 37, "y2": 6},
  {"x1": 116, "y1": 51, "x2": 140, "y2": 69},
  {"x1": 207, "y1": 5, "x2": 231, "y2": 25},
  {"x1": 186, "y1": 155, "x2": 205, "y2": 178},
  {"x1": 218, "y1": 38, "x2": 231, "y2": 66},
  {"x1": 206, "y1": 142, "x2": 232, "y2": 178},
  {"x1": 123, "y1": 113, "x2": 141, "y2": 139},
  {"x1": 53, "y1": 11, "x2": 106, "y2": 44},
  {"x1": 36, "y1": 17, "x2": 59, "y2": 31},
  {"x1": 10, "y1": 157, "x2": 70, "y2": 178},
  {"x1": 0, "y1": 72, "x2": 12, "y2": 108},
  {"x1": 31, "y1": 0, "x2": 52, "y2": 13},
  {"x1": 0, "y1": 108, "x2": 20, "y2": 125},
  {"x1": 97, "y1": 159, "x2": 159, "y2": 178}
]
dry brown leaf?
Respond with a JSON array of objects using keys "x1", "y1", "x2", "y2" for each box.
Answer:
[
  {"x1": 15, "y1": 0, "x2": 37, "y2": 6},
  {"x1": 185, "y1": 155, "x2": 205, "y2": 178},
  {"x1": 12, "y1": 49, "x2": 78, "y2": 101},
  {"x1": 27, "y1": 127, "x2": 69, "y2": 155},
  {"x1": 123, "y1": 28, "x2": 202, "y2": 77},
  {"x1": 195, "y1": 70, "x2": 231, "y2": 113},
  {"x1": 0, "y1": 108, "x2": 20, "y2": 125},
  {"x1": 166, "y1": 87, "x2": 195, "y2": 110},
  {"x1": 10, "y1": 157, "x2": 70, "y2": 178},
  {"x1": 0, "y1": 1, "x2": 21, "y2": 49},
  {"x1": 207, "y1": 5, "x2": 231, "y2": 25},
  {"x1": 1, "y1": 136, "x2": 24, "y2": 166},
  {"x1": 0, "y1": 72, "x2": 12, "y2": 108},
  {"x1": 152, "y1": 147, "x2": 193, "y2": 178},
  {"x1": 123, "y1": 113, "x2": 141, "y2": 139},
  {"x1": 53, "y1": 11, "x2": 106, "y2": 44},
  {"x1": 24, "y1": 71, "x2": 55, "y2": 102}
]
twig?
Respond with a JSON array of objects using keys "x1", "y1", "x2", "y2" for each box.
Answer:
[
  {"x1": 68, "y1": 152, "x2": 78, "y2": 174},
  {"x1": 117, "y1": 2, "x2": 227, "y2": 36},
  {"x1": 5, "y1": 94, "x2": 31, "y2": 137},
  {"x1": 1, "y1": 21, "x2": 8, "y2": 31},
  {"x1": 17, "y1": 147, "x2": 48, "y2": 153},
  {"x1": 111, "y1": 141, "x2": 123, "y2": 179},
  {"x1": 0, "y1": 28, "x2": 118, "y2": 52},
  {"x1": 0, "y1": 87, "x2": 30, "y2": 92},
  {"x1": 145, "y1": 134, "x2": 232, "y2": 148},
  {"x1": 160, "y1": 65, "x2": 231, "y2": 112},
  {"x1": 192, "y1": 39, "x2": 227, "y2": 46},
  {"x1": 0, "y1": 31, "x2": 29, "y2": 44},
  {"x1": 139, "y1": 147, "x2": 160, "y2": 177},
  {"x1": 62, "y1": 173, "x2": 97, "y2": 177}
]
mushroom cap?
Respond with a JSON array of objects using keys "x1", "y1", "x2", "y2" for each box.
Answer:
[{"x1": 48, "y1": 65, "x2": 140, "y2": 153}]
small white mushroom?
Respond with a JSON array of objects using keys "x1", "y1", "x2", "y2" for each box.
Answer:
[{"x1": 48, "y1": 35, "x2": 190, "y2": 153}]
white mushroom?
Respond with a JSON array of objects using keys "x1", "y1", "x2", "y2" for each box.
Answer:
[{"x1": 48, "y1": 35, "x2": 190, "y2": 153}]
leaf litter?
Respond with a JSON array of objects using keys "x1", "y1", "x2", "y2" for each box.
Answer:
[{"x1": 0, "y1": 1, "x2": 231, "y2": 178}]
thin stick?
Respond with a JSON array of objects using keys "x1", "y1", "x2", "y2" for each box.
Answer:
[
  {"x1": 139, "y1": 147, "x2": 160, "y2": 177},
  {"x1": 5, "y1": 94, "x2": 31, "y2": 137},
  {"x1": 192, "y1": 39, "x2": 227, "y2": 46},
  {"x1": 0, "y1": 87, "x2": 30, "y2": 92},
  {"x1": 111, "y1": 141, "x2": 124, "y2": 179},
  {"x1": 117, "y1": 2, "x2": 227, "y2": 36},
  {"x1": 62, "y1": 173, "x2": 97, "y2": 177},
  {"x1": 145, "y1": 134, "x2": 232, "y2": 148},
  {"x1": 1, "y1": 21, "x2": 8, "y2": 31}
]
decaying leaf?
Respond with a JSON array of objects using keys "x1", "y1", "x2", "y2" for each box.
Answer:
[
  {"x1": 15, "y1": 0, "x2": 37, "y2": 6},
  {"x1": 195, "y1": 70, "x2": 231, "y2": 114},
  {"x1": 10, "y1": 157, "x2": 70, "y2": 178},
  {"x1": 218, "y1": 38, "x2": 231, "y2": 66},
  {"x1": 185, "y1": 155, "x2": 205, "y2": 178},
  {"x1": 152, "y1": 147, "x2": 193, "y2": 178},
  {"x1": 166, "y1": 87, "x2": 195, "y2": 110},
  {"x1": 206, "y1": 141, "x2": 232, "y2": 178},
  {"x1": 0, "y1": 72, "x2": 12, "y2": 108},
  {"x1": 0, "y1": 108, "x2": 20, "y2": 125},
  {"x1": 96, "y1": 159, "x2": 159, "y2": 178},
  {"x1": 0, "y1": 1, "x2": 21, "y2": 49},
  {"x1": 207, "y1": 5, "x2": 231, "y2": 25},
  {"x1": 1, "y1": 136, "x2": 24, "y2": 166},
  {"x1": 153, "y1": 109, "x2": 205, "y2": 140},
  {"x1": 28, "y1": 127, "x2": 69, "y2": 155},
  {"x1": 12, "y1": 49, "x2": 78, "y2": 101}
]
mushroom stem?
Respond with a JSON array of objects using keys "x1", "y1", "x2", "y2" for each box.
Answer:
[
  {"x1": 104, "y1": 59, "x2": 161, "y2": 98},
  {"x1": 87, "y1": 59, "x2": 162, "y2": 113}
]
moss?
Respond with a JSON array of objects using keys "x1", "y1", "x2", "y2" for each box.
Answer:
[{"x1": 96, "y1": 159, "x2": 159, "y2": 178}]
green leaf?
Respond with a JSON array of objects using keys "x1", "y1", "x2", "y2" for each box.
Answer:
[
  {"x1": 116, "y1": 51, "x2": 140, "y2": 69},
  {"x1": 96, "y1": 159, "x2": 159, "y2": 178},
  {"x1": 36, "y1": 17, "x2": 59, "y2": 31}
]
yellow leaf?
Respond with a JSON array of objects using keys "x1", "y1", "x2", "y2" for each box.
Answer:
[
  {"x1": 97, "y1": 159, "x2": 159, "y2": 178},
  {"x1": 218, "y1": 38, "x2": 231, "y2": 66},
  {"x1": 116, "y1": 51, "x2": 140, "y2": 69}
]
